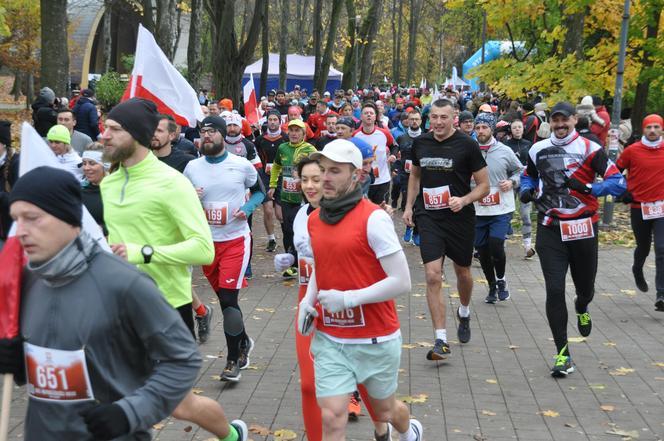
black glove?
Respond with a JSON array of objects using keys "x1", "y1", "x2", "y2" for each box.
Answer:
[
  {"x1": 617, "y1": 190, "x2": 634, "y2": 204},
  {"x1": 565, "y1": 177, "x2": 592, "y2": 195},
  {"x1": 80, "y1": 403, "x2": 130, "y2": 440},
  {"x1": 0, "y1": 337, "x2": 25, "y2": 380},
  {"x1": 520, "y1": 189, "x2": 536, "y2": 204}
]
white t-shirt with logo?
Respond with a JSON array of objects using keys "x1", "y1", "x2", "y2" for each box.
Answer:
[{"x1": 353, "y1": 127, "x2": 395, "y2": 186}]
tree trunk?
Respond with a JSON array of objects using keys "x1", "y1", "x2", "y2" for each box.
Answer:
[
  {"x1": 631, "y1": 2, "x2": 663, "y2": 137},
  {"x1": 141, "y1": 0, "x2": 155, "y2": 32},
  {"x1": 358, "y1": 0, "x2": 384, "y2": 88},
  {"x1": 316, "y1": 0, "x2": 343, "y2": 92},
  {"x1": 40, "y1": 0, "x2": 69, "y2": 95},
  {"x1": 312, "y1": 0, "x2": 323, "y2": 88},
  {"x1": 102, "y1": 2, "x2": 113, "y2": 73},
  {"x1": 561, "y1": 7, "x2": 586, "y2": 60},
  {"x1": 390, "y1": 0, "x2": 397, "y2": 83},
  {"x1": 295, "y1": 0, "x2": 303, "y2": 53},
  {"x1": 260, "y1": 0, "x2": 269, "y2": 97},
  {"x1": 171, "y1": 5, "x2": 183, "y2": 61},
  {"x1": 10, "y1": 71, "x2": 23, "y2": 101},
  {"x1": 405, "y1": 0, "x2": 422, "y2": 85},
  {"x1": 395, "y1": 0, "x2": 403, "y2": 83},
  {"x1": 210, "y1": 0, "x2": 266, "y2": 107},
  {"x1": 155, "y1": 0, "x2": 178, "y2": 61},
  {"x1": 187, "y1": 0, "x2": 203, "y2": 89},
  {"x1": 340, "y1": 0, "x2": 356, "y2": 90},
  {"x1": 279, "y1": 0, "x2": 289, "y2": 89}
]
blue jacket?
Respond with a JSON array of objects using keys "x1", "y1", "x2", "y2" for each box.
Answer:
[{"x1": 73, "y1": 97, "x2": 99, "y2": 139}]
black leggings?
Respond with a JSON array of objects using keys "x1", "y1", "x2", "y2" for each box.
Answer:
[
  {"x1": 536, "y1": 222, "x2": 598, "y2": 355},
  {"x1": 280, "y1": 201, "x2": 300, "y2": 260},
  {"x1": 631, "y1": 208, "x2": 664, "y2": 293},
  {"x1": 176, "y1": 303, "x2": 196, "y2": 339},
  {"x1": 217, "y1": 288, "x2": 248, "y2": 361},
  {"x1": 477, "y1": 237, "x2": 506, "y2": 286}
]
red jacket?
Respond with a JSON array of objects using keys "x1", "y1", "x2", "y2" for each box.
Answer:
[{"x1": 591, "y1": 106, "x2": 610, "y2": 146}]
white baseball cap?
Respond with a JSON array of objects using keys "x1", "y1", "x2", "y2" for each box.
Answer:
[{"x1": 310, "y1": 139, "x2": 362, "y2": 169}]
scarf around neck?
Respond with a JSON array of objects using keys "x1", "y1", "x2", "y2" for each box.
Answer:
[
  {"x1": 641, "y1": 135, "x2": 663, "y2": 148},
  {"x1": 407, "y1": 127, "x2": 422, "y2": 138},
  {"x1": 29, "y1": 231, "x2": 97, "y2": 288},
  {"x1": 319, "y1": 185, "x2": 364, "y2": 225},
  {"x1": 266, "y1": 128, "x2": 282, "y2": 137},
  {"x1": 550, "y1": 130, "x2": 579, "y2": 146},
  {"x1": 225, "y1": 134, "x2": 243, "y2": 144},
  {"x1": 479, "y1": 136, "x2": 496, "y2": 151}
]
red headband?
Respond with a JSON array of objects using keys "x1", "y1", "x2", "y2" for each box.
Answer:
[{"x1": 643, "y1": 114, "x2": 663, "y2": 129}]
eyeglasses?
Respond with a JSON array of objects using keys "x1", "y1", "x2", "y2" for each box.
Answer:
[{"x1": 200, "y1": 128, "x2": 218, "y2": 135}]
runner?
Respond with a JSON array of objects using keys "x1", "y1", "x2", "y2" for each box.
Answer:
[
  {"x1": 337, "y1": 117, "x2": 375, "y2": 196},
  {"x1": 268, "y1": 119, "x2": 317, "y2": 278},
  {"x1": 300, "y1": 139, "x2": 423, "y2": 441},
  {"x1": 520, "y1": 102, "x2": 626, "y2": 377},
  {"x1": 615, "y1": 114, "x2": 664, "y2": 310},
  {"x1": 472, "y1": 113, "x2": 523, "y2": 303},
  {"x1": 403, "y1": 99, "x2": 490, "y2": 359},
  {"x1": 184, "y1": 115, "x2": 264, "y2": 381},
  {"x1": 46, "y1": 124, "x2": 83, "y2": 180},
  {"x1": 99, "y1": 98, "x2": 247, "y2": 438},
  {"x1": 2, "y1": 166, "x2": 247, "y2": 441}
]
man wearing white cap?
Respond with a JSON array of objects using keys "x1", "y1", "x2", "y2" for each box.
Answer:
[{"x1": 299, "y1": 139, "x2": 423, "y2": 441}]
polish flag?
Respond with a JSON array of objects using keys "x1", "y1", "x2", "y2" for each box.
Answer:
[
  {"x1": 122, "y1": 24, "x2": 204, "y2": 127},
  {"x1": 243, "y1": 73, "x2": 259, "y2": 125}
]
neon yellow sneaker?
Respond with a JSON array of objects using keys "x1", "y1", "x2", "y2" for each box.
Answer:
[{"x1": 550, "y1": 345, "x2": 574, "y2": 378}]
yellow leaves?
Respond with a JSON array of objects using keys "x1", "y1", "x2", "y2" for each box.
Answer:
[
  {"x1": 255, "y1": 307, "x2": 275, "y2": 313},
  {"x1": 481, "y1": 409, "x2": 496, "y2": 416},
  {"x1": 249, "y1": 424, "x2": 271, "y2": 436},
  {"x1": 652, "y1": 362, "x2": 664, "y2": 368},
  {"x1": 485, "y1": 379, "x2": 498, "y2": 384},
  {"x1": 603, "y1": 342, "x2": 617, "y2": 347},
  {"x1": 589, "y1": 384, "x2": 606, "y2": 390},
  {"x1": 274, "y1": 429, "x2": 298, "y2": 441},
  {"x1": 399, "y1": 393, "x2": 428, "y2": 404},
  {"x1": 450, "y1": 291, "x2": 460, "y2": 298},
  {"x1": 610, "y1": 367, "x2": 635, "y2": 376},
  {"x1": 508, "y1": 345, "x2": 520, "y2": 350},
  {"x1": 402, "y1": 342, "x2": 433, "y2": 349},
  {"x1": 568, "y1": 337, "x2": 587, "y2": 343},
  {"x1": 191, "y1": 388, "x2": 204, "y2": 395},
  {"x1": 538, "y1": 410, "x2": 560, "y2": 417},
  {"x1": 620, "y1": 289, "x2": 637, "y2": 296},
  {"x1": 600, "y1": 404, "x2": 616, "y2": 412}
]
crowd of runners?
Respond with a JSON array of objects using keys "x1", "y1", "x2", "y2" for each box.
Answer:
[{"x1": 0, "y1": 81, "x2": 663, "y2": 441}]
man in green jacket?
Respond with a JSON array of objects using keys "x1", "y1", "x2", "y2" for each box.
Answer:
[
  {"x1": 268, "y1": 118, "x2": 317, "y2": 278},
  {"x1": 100, "y1": 98, "x2": 247, "y2": 441}
]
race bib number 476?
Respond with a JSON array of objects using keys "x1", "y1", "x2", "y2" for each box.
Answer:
[
  {"x1": 24, "y1": 343, "x2": 94, "y2": 402},
  {"x1": 423, "y1": 185, "x2": 450, "y2": 210}
]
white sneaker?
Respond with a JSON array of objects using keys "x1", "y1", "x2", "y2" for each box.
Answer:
[{"x1": 409, "y1": 419, "x2": 423, "y2": 441}]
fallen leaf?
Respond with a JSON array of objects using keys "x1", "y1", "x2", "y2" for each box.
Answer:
[
  {"x1": 184, "y1": 425, "x2": 193, "y2": 432},
  {"x1": 450, "y1": 291, "x2": 460, "y2": 298},
  {"x1": 508, "y1": 345, "x2": 520, "y2": 350},
  {"x1": 473, "y1": 435, "x2": 487, "y2": 441},
  {"x1": 210, "y1": 375, "x2": 222, "y2": 381},
  {"x1": 399, "y1": 393, "x2": 428, "y2": 403},
  {"x1": 191, "y1": 388, "x2": 204, "y2": 395},
  {"x1": 564, "y1": 423, "x2": 577, "y2": 428},
  {"x1": 416, "y1": 314, "x2": 427, "y2": 320},
  {"x1": 206, "y1": 354, "x2": 220, "y2": 359},
  {"x1": 538, "y1": 410, "x2": 560, "y2": 417},
  {"x1": 474, "y1": 278, "x2": 488, "y2": 285},
  {"x1": 417, "y1": 341, "x2": 434, "y2": 348},
  {"x1": 402, "y1": 344, "x2": 418, "y2": 349},
  {"x1": 609, "y1": 367, "x2": 635, "y2": 376},
  {"x1": 652, "y1": 362, "x2": 664, "y2": 367},
  {"x1": 603, "y1": 342, "x2": 617, "y2": 347},
  {"x1": 398, "y1": 368, "x2": 407, "y2": 374},
  {"x1": 620, "y1": 289, "x2": 637, "y2": 296},
  {"x1": 251, "y1": 315, "x2": 262, "y2": 320},
  {"x1": 605, "y1": 428, "x2": 639, "y2": 438},
  {"x1": 485, "y1": 379, "x2": 498, "y2": 384},
  {"x1": 600, "y1": 405, "x2": 615, "y2": 412},
  {"x1": 416, "y1": 283, "x2": 426, "y2": 287},
  {"x1": 412, "y1": 293, "x2": 424, "y2": 297},
  {"x1": 589, "y1": 384, "x2": 606, "y2": 390},
  {"x1": 249, "y1": 424, "x2": 271, "y2": 436},
  {"x1": 273, "y1": 429, "x2": 298, "y2": 441},
  {"x1": 655, "y1": 377, "x2": 664, "y2": 381},
  {"x1": 568, "y1": 337, "x2": 587, "y2": 343},
  {"x1": 442, "y1": 283, "x2": 451, "y2": 288},
  {"x1": 282, "y1": 280, "x2": 296, "y2": 287},
  {"x1": 517, "y1": 288, "x2": 526, "y2": 292},
  {"x1": 262, "y1": 274, "x2": 275, "y2": 278},
  {"x1": 480, "y1": 409, "x2": 496, "y2": 416},
  {"x1": 601, "y1": 292, "x2": 614, "y2": 297},
  {"x1": 153, "y1": 423, "x2": 165, "y2": 430},
  {"x1": 245, "y1": 365, "x2": 262, "y2": 370}
]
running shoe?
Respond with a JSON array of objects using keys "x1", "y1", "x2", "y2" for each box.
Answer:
[
  {"x1": 524, "y1": 248, "x2": 536, "y2": 260},
  {"x1": 632, "y1": 265, "x2": 649, "y2": 292},
  {"x1": 457, "y1": 308, "x2": 471, "y2": 343},
  {"x1": 497, "y1": 279, "x2": 510, "y2": 301},
  {"x1": 550, "y1": 346, "x2": 574, "y2": 378},
  {"x1": 221, "y1": 360, "x2": 241, "y2": 382},
  {"x1": 230, "y1": 419, "x2": 248, "y2": 441},
  {"x1": 408, "y1": 418, "x2": 424, "y2": 441},
  {"x1": 244, "y1": 263, "x2": 253, "y2": 280},
  {"x1": 485, "y1": 284, "x2": 497, "y2": 304},
  {"x1": 348, "y1": 391, "x2": 361, "y2": 421},
  {"x1": 656, "y1": 292, "x2": 664, "y2": 311},
  {"x1": 374, "y1": 423, "x2": 392, "y2": 441},
  {"x1": 403, "y1": 226, "x2": 413, "y2": 243},
  {"x1": 195, "y1": 304, "x2": 214, "y2": 344},
  {"x1": 266, "y1": 239, "x2": 277, "y2": 252},
  {"x1": 238, "y1": 337, "x2": 255, "y2": 370},
  {"x1": 426, "y1": 338, "x2": 450, "y2": 360},
  {"x1": 576, "y1": 310, "x2": 592, "y2": 337},
  {"x1": 282, "y1": 266, "x2": 298, "y2": 279},
  {"x1": 412, "y1": 233, "x2": 420, "y2": 246}
]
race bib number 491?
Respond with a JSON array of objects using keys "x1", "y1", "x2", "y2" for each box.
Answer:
[
  {"x1": 423, "y1": 185, "x2": 450, "y2": 210},
  {"x1": 24, "y1": 343, "x2": 94, "y2": 402}
]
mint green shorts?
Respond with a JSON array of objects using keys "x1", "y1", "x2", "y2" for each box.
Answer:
[{"x1": 310, "y1": 332, "x2": 402, "y2": 399}]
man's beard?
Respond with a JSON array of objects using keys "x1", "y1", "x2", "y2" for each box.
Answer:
[
  {"x1": 103, "y1": 141, "x2": 137, "y2": 163},
  {"x1": 477, "y1": 134, "x2": 492, "y2": 145},
  {"x1": 201, "y1": 140, "x2": 224, "y2": 156},
  {"x1": 150, "y1": 139, "x2": 169, "y2": 151}
]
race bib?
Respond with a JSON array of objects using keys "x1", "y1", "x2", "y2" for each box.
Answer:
[
  {"x1": 282, "y1": 176, "x2": 301, "y2": 193},
  {"x1": 321, "y1": 306, "x2": 365, "y2": 328},
  {"x1": 641, "y1": 200, "x2": 664, "y2": 220},
  {"x1": 24, "y1": 343, "x2": 94, "y2": 402},
  {"x1": 298, "y1": 258, "x2": 313, "y2": 286},
  {"x1": 560, "y1": 218, "x2": 594, "y2": 241},
  {"x1": 423, "y1": 185, "x2": 451, "y2": 210},
  {"x1": 479, "y1": 188, "x2": 501, "y2": 207},
  {"x1": 372, "y1": 164, "x2": 380, "y2": 179},
  {"x1": 404, "y1": 159, "x2": 412, "y2": 173},
  {"x1": 203, "y1": 201, "x2": 228, "y2": 226},
  {"x1": 265, "y1": 163, "x2": 273, "y2": 175}
]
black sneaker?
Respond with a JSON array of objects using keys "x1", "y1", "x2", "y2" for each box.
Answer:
[
  {"x1": 457, "y1": 308, "x2": 471, "y2": 343},
  {"x1": 282, "y1": 266, "x2": 298, "y2": 279},
  {"x1": 576, "y1": 310, "x2": 592, "y2": 337},
  {"x1": 426, "y1": 339, "x2": 450, "y2": 360},
  {"x1": 497, "y1": 279, "x2": 510, "y2": 301},
  {"x1": 656, "y1": 292, "x2": 664, "y2": 311},
  {"x1": 374, "y1": 423, "x2": 392, "y2": 441},
  {"x1": 266, "y1": 239, "x2": 277, "y2": 252},
  {"x1": 195, "y1": 304, "x2": 214, "y2": 344},
  {"x1": 230, "y1": 419, "x2": 248, "y2": 441},
  {"x1": 632, "y1": 265, "x2": 649, "y2": 292},
  {"x1": 221, "y1": 360, "x2": 241, "y2": 382},
  {"x1": 550, "y1": 346, "x2": 575, "y2": 378},
  {"x1": 485, "y1": 284, "x2": 497, "y2": 304},
  {"x1": 238, "y1": 337, "x2": 255, "y2": 370}
]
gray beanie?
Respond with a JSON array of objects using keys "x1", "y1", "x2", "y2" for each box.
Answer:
[{"x1": 39, "y1": 87, "x2": 56, "y2": 105}]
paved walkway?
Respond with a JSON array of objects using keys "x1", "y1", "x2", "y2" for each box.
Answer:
[{"x1": 6, "y1": 211, "x2": 664, "y2": 440}]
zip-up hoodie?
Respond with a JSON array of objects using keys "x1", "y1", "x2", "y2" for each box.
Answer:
[
  {"x1": 100, "y1": 151, "x2": 214, "y2": 308},
  {"x1": 473, "y1": 138, "x2": 523, "y2": 216}
]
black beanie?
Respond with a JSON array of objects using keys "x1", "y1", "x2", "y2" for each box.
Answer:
[
  {"x1": 266, "y1": 109, "x2": 281, "y2": 120},
  {"x1": 9, "y1": 166, "x2": 82, "y2": 227},
  {"x1": 107, "y1": 98, "x2": 161, "y2": 147},
  {"x1": 200, "y1": 115, "x2": 227, "y2": 137},
  {"x1": 0, "y1": 120, "x2": 10, "y2": 148}
]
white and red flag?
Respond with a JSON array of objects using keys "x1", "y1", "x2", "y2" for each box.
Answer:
[
  {"x1": 243, "y1": 73, "x2": 260, "y2": 125},
  {"x1": 122, "y1": 24, "x2": 204, "y2": 127}
]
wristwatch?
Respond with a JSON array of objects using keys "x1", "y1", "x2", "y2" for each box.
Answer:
[{"x1": 141, "y1": 245, "x2": 154, "y2": 264}]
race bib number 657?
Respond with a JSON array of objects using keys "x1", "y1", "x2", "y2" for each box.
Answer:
[{"x1": 423, "y1": 185, "x2": 450, "y2": 210}]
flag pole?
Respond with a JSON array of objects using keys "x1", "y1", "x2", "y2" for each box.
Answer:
[{"x1": 0, "y1": 374, "x2": 13, "y2": 441}]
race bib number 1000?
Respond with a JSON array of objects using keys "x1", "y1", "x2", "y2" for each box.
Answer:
[
  {"x1": 423, "y1": 185, "x2": 451, "y2": 210},
  {"x1": 24, "y1": 343, "x2": 94, "y2": 402},
  {"x1": 641, "y1": 200, "x2": 664, "y2": 220},
  {"x1": 560, "y1": 218, "x2": 594, "y2": 242}
]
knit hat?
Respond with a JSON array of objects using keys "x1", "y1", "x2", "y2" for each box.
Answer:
[
  {"x1": 219, "y1": 98, "x2": 233, "y2": 110},
  {"x1": 47, "y1": 124, "x2": 71, "y2": 144},
  {"x1": 458, "y1": 111, "x2": 474, "y2": 123},
  {"x1": 266, "y1": 109, "x2": 281, "y2": 120},
  {"x1": 643, "y1": 114, "x2": 664, "y2": 130},
  {"x1": 0, "y1": 120, "x2": 11, "y2": 148},
  {"x1": 475, "y1": 112, "x2": 496, "y2": 131},
  {"x1": 39, "y1": 87, "x2": 56, "y2": 105},
  {"x1": 107, "y1": 98, "x2": 160, "y2": 147},
  {"x1": 9, "y1": 166, "x2": 82, "y2": 227},
  {"x1": 336, "y1": 116, "x2": 355, "y2": 128},
  {"x1": 201, "y1": 115, "x2": 227, "y2": 137},
  {"x1": 81, "y1": 88, "x2": 94, "y2": 98}
]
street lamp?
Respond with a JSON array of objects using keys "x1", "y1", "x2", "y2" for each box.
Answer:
[{"x1": 353, "y1": 15, "x2": 361, "y2": 89}]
